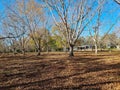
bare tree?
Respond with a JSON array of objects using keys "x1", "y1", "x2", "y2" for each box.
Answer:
[
  {"x1": 3, "y1": 0, "x2": 45, "y2": 55},
  {"x1": 89, "y1": 6, "x2": 102, "y2": 54},
  {"x1": 2, "y1": 7, "x2": 27, "y2": 55},
  {"x1": 88, "y1": 0, "x2": 120, "y2": 54},
  {"x1": 43, "y1": 0, "x2": 104, "y2": 56},
  {"x1": 29, "y1": 28, "x2": 48, "y2": 55}
]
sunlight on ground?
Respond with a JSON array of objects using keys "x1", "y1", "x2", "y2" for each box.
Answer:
[{"x1": 0, "y1": 51, "x2": 120, "y2": 90}]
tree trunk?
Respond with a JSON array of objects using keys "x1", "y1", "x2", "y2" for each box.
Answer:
[
  {"x1": 37, "y1": 48, "x2": 41, "y2": 56},
  {"x1": 95, "y1": 43, "x2": 98, "y2": 55},
  {"x1": 63, "y1": 45, "x2": 67, "y2": 52},
  {"x1": 22, "y1": 49, "x2": 25, "y2": 55},
  {"x1": 69, "y1": 45, "x2": 74, "y2": 57},
  {"x1": 13, "y1": 47, "x2": 17, "y2": 55},
  {"x1": 63, "y1": 42, "x2": 66, "y2": 52},
  {"x1": 37, "y1": 39, "x2": 41, "y2": 56}
]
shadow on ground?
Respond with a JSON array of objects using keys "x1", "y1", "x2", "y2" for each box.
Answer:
[{"x1": 0, "y1": 52, "x2": 120, "y2": 90}]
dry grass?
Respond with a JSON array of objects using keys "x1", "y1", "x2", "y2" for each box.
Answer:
[{"x1": 0, "y1": 51, "x2": 120, "y2": 90}]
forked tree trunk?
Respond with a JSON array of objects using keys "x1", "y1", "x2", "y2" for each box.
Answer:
[{"x1": 69, "y1": 45, "x2": 74, "y2": 57}]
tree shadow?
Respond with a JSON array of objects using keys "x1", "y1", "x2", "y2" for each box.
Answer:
[{"x1": 0, "y1": 53, "x2": 120, "y2": 89}]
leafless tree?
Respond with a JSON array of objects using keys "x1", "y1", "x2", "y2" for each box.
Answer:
[
  {"x1": 3, "y1": 0, "x2": 45, "y2": 55},
  {"x1": 89, "y1": 5, "x2": 102, "y2": 54},
  {"x1": 43, "y1": 0, "x2": 104, "y2": 56},
  {"x1": 88, "y1": 0, "x2": 120, "y2": 54}
]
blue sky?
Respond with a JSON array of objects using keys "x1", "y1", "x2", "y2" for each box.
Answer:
[
  {"x1": 82, "y1": 0, "x2": 120, "y2": 36},
  {"x1": 0, "y1": 1, "x2": 4, "y2": 12},
  {"x1": 0, "y1": 0, "x2": 120, "y2": 37}
]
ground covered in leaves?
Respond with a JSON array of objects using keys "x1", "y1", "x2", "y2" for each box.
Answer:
[{"x1": 0, "y1": 52, "x2": 120, "y2": 90}]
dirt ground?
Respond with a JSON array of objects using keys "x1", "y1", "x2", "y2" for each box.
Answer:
[{"x1": 0, "y1": 51, "x2": 120, "y2": 90}]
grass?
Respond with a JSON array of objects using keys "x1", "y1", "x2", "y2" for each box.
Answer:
[{"x1": 0, "y1": 51, "x2": 120, "y2": 90}]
